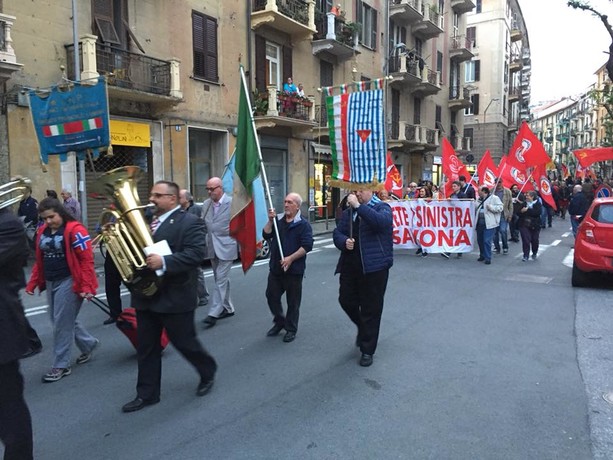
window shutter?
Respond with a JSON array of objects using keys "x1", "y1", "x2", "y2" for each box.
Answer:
[
  {"x1": 192, "y1": 12, "x2": 205, "y2": 78},
  {"x1": 204, "y1": 16, "x2": 218, "y2": 82},
  {"x1": 474, "y1": 60, "x2": 480, "y2": 81},
  {"x1": 356, "y1": 0, "x2": 363, "y2": 43},
  {"x1": 283, "y1": 46, "x2": 293, "y2": 82},
  {"x1": 473, "y1": 94, "x2": 480, "y2": 115},
  {"x1": 93, "y1": 0, "x2": 112, "y2": 20},
  {"x1": 93, "y1": 0, "x2": 120, "y2": 44},
  {"x1": 371, "y1": 9, "x2": 378, "y2": 50},
  {"x1": 467, "y1": 26, "x2": 476, "y2": 46},
  {"x1": 255, "y1": 35, "x2": 266, "y2": 92}
]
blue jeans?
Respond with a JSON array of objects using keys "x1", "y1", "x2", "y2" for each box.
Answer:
[
  {"x1": 476, "y1": 223, "x2": 494, "y2": 262},
  {"x1": 494, "y1": 218, "x2": 509, "y2": 251}
]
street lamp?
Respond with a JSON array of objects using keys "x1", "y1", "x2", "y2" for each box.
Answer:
[{"x1": 482, "y1": 98, "x2": 499, "y2": 155}]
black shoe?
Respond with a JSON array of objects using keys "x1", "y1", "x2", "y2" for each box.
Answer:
[
  {"x1": 196, "y1": 378, "x2": 214, "y2": 397},
  {"x1": 266, "y1": 324, "x2": 284, "y2": 337},
  {"x1": 477, "y1": 257, "x2": 485, "y2": 262},
  {"x1": 283, "y1": 332, "x2": 296, "y2": 343},
  {"x1": 197, "y1": 298, "x2": 208, "y2": 307},
  {"x1": 203, "y1": 316, "x2": 217, "y2": 328},
  {"x1": 359, "y1": 353, "x2": 373, "y2": 367},
  {"x1": 103, "y1": 317, "x2": 117, "y2": 325},
  {"x1": 484, "y1": 260, "x2": 491, "y2": 265},
  {"x1": 415, "y1": 248, "x2": 422, "y2": 255},
  {"x1": 122, "y1": 397, "x2": 160, "y2": 413},
  {"x1": 217, "y1": 310, "x2": 235, "y2": 320},
  {"x1": 22, "y1": 345, "x2": 43, "y2": 359}
]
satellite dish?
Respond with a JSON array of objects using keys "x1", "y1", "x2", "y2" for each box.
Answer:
[{"x1": 465, "y1": 154, "x2": 474, "y2": 163}]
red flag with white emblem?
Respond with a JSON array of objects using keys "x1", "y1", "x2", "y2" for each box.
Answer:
[
  {"x1": 477, "y1": 150, "x2": 498, "y2": 189},
  {"x1": 499, "y1": 156, "x2": 534, "y2": 191},
  {"x1": 506, "y1": 122, "x2": 551, "y2": 171},
  {"x1": 533, "y1": 163, "x2": 557, "y2": 210},
  {"x1": 442, "y1": 138, "x2": 470, "y2": 197}
]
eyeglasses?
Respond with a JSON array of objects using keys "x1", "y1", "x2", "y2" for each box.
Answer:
[
  {"x1": 206, "y1": 186, "x2": 221, "y2": 192},
  {"x1": 149, "y1": 192, "x2": 174, "y2": 198}
]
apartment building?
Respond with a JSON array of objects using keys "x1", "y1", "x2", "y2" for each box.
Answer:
[
  {"x1": 595, "y1": 63, "x2": 612, "y2": 148},
  {"x1": 463, "y1": 0, "x2": 531, "y2": 164}
]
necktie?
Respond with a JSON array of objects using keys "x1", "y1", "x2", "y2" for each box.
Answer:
[{"x1": 150, "y1": 217, "x2": 160, "y2": 233}]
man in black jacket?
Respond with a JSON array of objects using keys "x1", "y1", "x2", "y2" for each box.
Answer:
[
  {"x1": 0, "y1": 206, "x2": 34, "y2": 459},
  {"x1": 122, "y1": 181, "x2": 217, "y2": 413},
  {"x1": 568, "y1": 184, "x2": 590, "y2": 237}
]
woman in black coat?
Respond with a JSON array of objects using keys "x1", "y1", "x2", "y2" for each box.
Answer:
[{"x1": 518, "y1": 190, "x2": 543, "y2": 261}]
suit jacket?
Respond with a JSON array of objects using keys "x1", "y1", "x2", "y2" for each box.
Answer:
[
  {"x1": 132, "y1": 209, "x2": 205, "y2": 314},
  {"x1": 202, "y1": 195, "x2": 238, "y2": 261},
  {"x1": 0, "y1": 209, "x2": 30, "y2": 363}
]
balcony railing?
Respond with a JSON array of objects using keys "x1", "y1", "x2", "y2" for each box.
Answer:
[
  {"x1": 255, "y1": 86, "x2": 315, "y2": 122},
  {"x1": 426, "y1": 68, "x2": 439, "y2": 86},
  {"x1": 450, "y1": 35, "x2": 472, "y2": 52},
  {"x1": 66, "y1": 41, "x2": 178, "y2": 97},
  {"x1": 0, "y1": 13, "x2": 18, "y2": 65},
  {"x1": 254, "y1": 0, "x2": 310, "y2": 24},
  {"x1": 315, "y1": 104, "x2": 328, "y2": 127},
  {"x1": 314, "y1": 14, "x2": 358, "y2": 47}
]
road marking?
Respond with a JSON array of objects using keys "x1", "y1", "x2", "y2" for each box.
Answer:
[
  {"x1": 315, "y1": 238, "x2": 333, "y2": 245},
  {"x1": 506, "y1": 273, "x2": 553, "y2": 284},
  {"x1": 25, "y1": 310, "x2": 47, "y2": 317},
  {"x1": 562, "y1": 232, "x2": 571, "y2": 238},
  {"x1": 513, "y1": 244, "x2": 551, "y2": 259},
  {"x1": 563, "y1": 249, "x2": 574, "y2": 268},
  {"x1": 551, "y1": 239, "x2": 561, "y2": 246},
  {"x1": 324, "y1": 244, "x2": 336, "y2": 249}
]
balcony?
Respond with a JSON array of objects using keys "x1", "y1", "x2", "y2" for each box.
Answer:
[
  {"x1": 389, "y1": 55, "x2": 423, "y2": 87},
  {"x1": 0, "y1": 13, "x2": 23, "y2": 82},
  {"x1": 449, "y1": 85, "x2": 471, "y2": 111},
  {"x1": 312, "y1": 13, "x2": 359, "y2": 60},
  {"x1": 387, "y1": 121, "x2": 439, "y2": 150},
  {"x1": 510, "y1": 21, "x2": 523, "y2": 42},
  {"x1": 252, "y1": 0, "x2": 316, "y2": 41},
  {"x1": 66, "y1": 36, "x2": 182, "y2": 109},
  {"x1": 413, "y1": 68, "x2": 441, "y2": 96},
  {"x1": 510, "y1": 54, "x2": 522, "y2": 73},
  {"x1": 253, "y1": 85, "x2": 317, "y2": 134},
  {"x1": 452, "y1": 136, "x2": 472, "y2": 153},
  {"x1": 450, "y1": 0, "x2": 476, "y2": 14},
  {"x1": 389, "y1": 0, "x2": 424, "y2": 24},
  {"x1": 413, "y1": 4, "x2": 444, "y2": 40},
  {"x1": 509, "y1": 86, "x2": 520, "y2": 103},
  {"x1": 449, "y1": 35, "x2": 474, "y2": 62}
]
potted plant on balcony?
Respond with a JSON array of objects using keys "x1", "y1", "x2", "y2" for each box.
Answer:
[
  {"x1": 340, "y1": 21, "x2": 360, "y2": 46},
  {"x1": 252, "y1": 89, "x2": 268, "y2": 116}
]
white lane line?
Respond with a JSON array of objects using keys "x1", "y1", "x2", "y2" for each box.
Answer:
[
  {"x1": 513, "y1": 243, "x2": 551, "y2": 259},
  {"x1": 563, "y1": 249, "x2": 574, "y2": 268},
  {"x1": 562, "y1": 232, "x2": 572, "y2": 238},
  {"x1": 315, "y1": 238, "x2": 333, "y2": 245},
  {"x1": 551, "y1": 240, "x2": 561, "y2": 246},
  {"x1": 25, "y1": 310, "x2": 47, "y2": 317},
  {"x1": 25, "y1": 306, "x2": 48, "y2": 313},
  {"x1": 324, "y1": 244, "x2": 336, "y2": 249}
]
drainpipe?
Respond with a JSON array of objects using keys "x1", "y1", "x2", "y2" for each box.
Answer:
[{"x1": 247, "y1": 0, "x2": 252, "y2": 89}]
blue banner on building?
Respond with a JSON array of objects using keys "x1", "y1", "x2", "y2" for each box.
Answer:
[{"x1": 29, "y1": 77, "x2": 110, "y2": 164}]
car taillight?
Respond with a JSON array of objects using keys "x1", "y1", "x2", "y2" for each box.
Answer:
[{"x1": 582, "y1": 222, "x2": 596, "y2": 243}]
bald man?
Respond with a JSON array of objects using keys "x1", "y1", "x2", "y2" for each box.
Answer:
[{"x1": 201, "y1": 177, "x2": 238, "y2": 327}]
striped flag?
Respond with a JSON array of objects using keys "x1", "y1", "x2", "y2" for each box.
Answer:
[
  {"x1": 326, "y1": 88, "x2": 386, "y2": 186},
  {"x1": 42, "y1": 117, "x2": 103, "y2": 137}
]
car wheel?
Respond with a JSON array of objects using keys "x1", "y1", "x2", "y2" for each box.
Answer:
[
  {"x1": 571, "y1": 262, "x2": 590, "y2": 287},
  {"x1": 257, "y1": 240, "x2": 270, "y2": 259}
]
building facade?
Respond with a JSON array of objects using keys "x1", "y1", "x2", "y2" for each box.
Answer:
[{"x1": 463, "y1": 0, "x2": 531, "y2": 164}]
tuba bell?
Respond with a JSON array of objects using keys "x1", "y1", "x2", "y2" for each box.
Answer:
[
  {"x1": 0, "y1": 177, "x2": 32, "y2": 210},
  {"x1": 92, "y1": 166, "x2": 160, "y2": 297}
]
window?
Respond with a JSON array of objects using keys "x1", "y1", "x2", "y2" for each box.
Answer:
[
  {"x1": 437, "y1": 51, "x2": 443, "y2": 76},
  {"x1": 413, "y1": 97, "x2": 422, "y2": 125},
  {"x1": 415, "y1": 38, "x2": 423, "y2": 58},
  {"x1": 464, "y1": 60, "x2": 480, "y2": 82},
  {"x1": 465, "y1": 94, "x2": 480, "y2": 115},
  {"x1": 356, "y1": 1, "x2": 377, "y2": 50},
  {"x1": 466, "y1": 26, "x2": 476, "y2": 47},
  {"x1": 92, "y1": 0, "x2": 127, "y2": 47},
  {"x1": 192, "y1": 12, "x2": 218, "y2": 82},
  {"x1": 266, "y1": 42, "x2": 281, "y2": 88},
  {"x1": 476, "y1": 0, "x2": 482, "y2": 13}
]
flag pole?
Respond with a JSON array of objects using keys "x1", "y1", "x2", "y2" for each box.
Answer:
[{"x1": 239, "y1": 66, "x2": 284, "y2": 259}]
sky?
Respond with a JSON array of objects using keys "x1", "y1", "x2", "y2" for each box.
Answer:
[{"x1": 518, "y1": 0, "x2": 612, "y2": 103}]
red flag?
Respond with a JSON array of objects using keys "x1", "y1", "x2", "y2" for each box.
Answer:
[
  {"x1": 442, "y1": 138, "x2": 470, "y2": 181},
  {"x1": 500, "y1": 156, "x2": 533, "y2": 191},
  {"x1": 534, "y1": 164, "x2": 557, "y2": 210},
  {"x1": 384, "y1": 152, "x2": 403, "y2": 198},
  {"x1": 477, "y1": 150, "x2": 498, "y2": 188},
  {"x1": 573, "y1": 147, "x2": 613, "y2": 168},
  {"x1": 561, "y1": 163, "x2": 569, "y2": 179},
  {"x1": 506, "y1": 122, "x2": 551, "y2": 171}
]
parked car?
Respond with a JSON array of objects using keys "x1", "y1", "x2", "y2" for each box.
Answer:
[{"x1": 572, "y1": 197, "x2": 613, "y2": 287}]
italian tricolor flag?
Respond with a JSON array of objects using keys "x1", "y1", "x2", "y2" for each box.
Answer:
[
  {"x1": 229, "y1": 67, "x2": 262, "y2": 272},
  {"x1": 42, "y1": 117, "x2": 103, "y2": 137}
]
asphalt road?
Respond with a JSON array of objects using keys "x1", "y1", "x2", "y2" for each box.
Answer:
[{"x1": 14, "y1": 216, "x2": 613, "y2": 459}]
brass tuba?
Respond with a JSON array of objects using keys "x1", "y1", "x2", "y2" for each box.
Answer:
[
  {"x1": 0, "y1": 177, "x2": 32, "y2": 210},
  {"x1": 92, "y1": 166, "x2": 160, "y2": 297}
]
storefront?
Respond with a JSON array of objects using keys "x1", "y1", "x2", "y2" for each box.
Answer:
[{"x1": 310, "y1": 143, "x2": 340, "y2": 222}]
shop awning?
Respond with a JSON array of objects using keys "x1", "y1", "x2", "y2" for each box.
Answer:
[{"x1": 312, "y1": 143, "x2": 332, "y2": 156}]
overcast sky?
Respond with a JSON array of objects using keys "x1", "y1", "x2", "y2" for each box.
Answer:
[{"x1": 518, "y1": 0, "x2": 612, "y2": 103}]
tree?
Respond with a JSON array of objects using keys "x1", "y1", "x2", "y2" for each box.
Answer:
[{"x1": 568, "y1": 1, "x2": 613, "y2": 147}]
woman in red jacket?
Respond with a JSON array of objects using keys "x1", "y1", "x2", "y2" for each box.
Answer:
[{"x1": 26, "y1": 198, "x2": 99, "y2": 383}]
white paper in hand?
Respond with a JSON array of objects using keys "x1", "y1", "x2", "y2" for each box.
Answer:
[{"x1": 144, "y1": 240, "x2": 172, "y2": 277}]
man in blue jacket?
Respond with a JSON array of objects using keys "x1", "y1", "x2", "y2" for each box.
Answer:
[
  {"x1": 263, "y1": 193, "x2": 313, "y2": 343},
  {"x1": 333, "y1": 189, "x2": 393, "y2": 367}
]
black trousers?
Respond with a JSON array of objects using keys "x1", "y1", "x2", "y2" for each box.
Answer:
[
  {"x1": 519, "y1": 226, "x2": 540, "y2": 257},
  {"x1": 266, "y1": 271, "x2": 304, "y2": 333},
  {"x1": 0, "y1": 361, "x2": 33, "y2": 460},
  {"x1": 136, "y1": 309, "x2": 217, "y2": 401},
  {"x1": 339, "y1": 269, "x2": 389, "y2": 355},
  {"x1": 25, "y1": 319, "x2": 42, "y2": 351},
  {"x1": 104, "y1": 255, "x2": 123, "y2": 318}
]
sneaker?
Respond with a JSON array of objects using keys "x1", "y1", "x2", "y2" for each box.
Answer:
[
  {"x1": 531, "y1": 254, "x2": 537, "y2": 260},
  {"x1": 42, "y1": 367, "x2": 71, "y2": 383},
  {"x1": 76, "y1": 340, "x2": 99, "y2": 365},
  {"x1": 494, "y1": 249, "x2": 501, "y2": 255},
  {"x1": 503, "y1": 248, "x2": 508, "y2": 254},
  {"x1": 441, "y1": 253, "x2": 450, "y2": 259},
  {"x1": 522, "y1": 256, "x2": 528, "y2": 262},
  {"x1": 421, "y1": 251, "x2": 428, "y2": 257}
]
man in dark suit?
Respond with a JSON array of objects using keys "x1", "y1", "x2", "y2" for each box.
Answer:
[
  {"x1": 122, "y1": 181, "x2": 217, "y2": 413},
  {"x1": 0, "y1": 206, "x2": 34, "y2": 459}
]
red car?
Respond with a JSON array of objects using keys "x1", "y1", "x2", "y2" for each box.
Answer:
[{"x1": 572, "y1": 197, "x2": 613, "y2": 287}]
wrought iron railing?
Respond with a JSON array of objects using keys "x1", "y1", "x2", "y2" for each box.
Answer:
[
  {"x1": 254, "y1": 0, "x2": 309, "y2": 25},
  {"x1": 449, "y1": 85, "x2": 470, "y2": 100},
  {"x1": 389, "y1": 55, "x2": 421, "y2": 77},
  {"x1": 314, "y1": 14, "x2": 356, "y2": 47},
  {"x1": 405, "y1": 124, "x2": 419, "y2": 142},
  {"x1": 425, "y1": 128, "x2": 437, "y2": 145},
  {"x1": 388, "y1": 121, "x2": 400, "y2": 139},
  {"x1": 426, "y1": 69, "x2": 439, "y2": 86},
  {"x1": 450, "y1": 35, "x2": 471, "y2": 51},
  {"x1": 66, "y1": 43, "x2": 171, "y2": 95}
]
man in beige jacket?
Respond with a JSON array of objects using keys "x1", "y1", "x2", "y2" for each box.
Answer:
[{"x1": 493, "y1": 179, "x2": 513, "y2": 255}]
